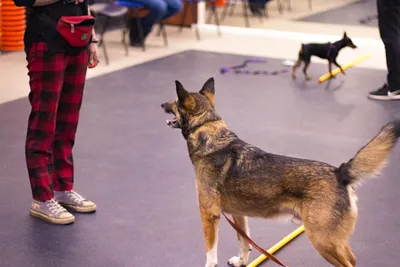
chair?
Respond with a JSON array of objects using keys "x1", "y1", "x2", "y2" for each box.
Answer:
[
  {"x1": 90, "y1": 1, "x2": 129, "y2": 65},
  {"x1": 178, "y1": 0, "x2": 221, "y2": 40},
  {"x1": 220, "y1": 0, "x2": 265, "y2": 28},
  {"x1": 276, "y1": 0, "x2": 313, "y2": 13},
  {"x1": 90, "y1": 0, "x2": 168, "y2": 65},
  {"x1": 117, "y1": 0, "x2": 168, "y2": 51},
  {"x1": 220, "y1": 0, "x2": 313, "y2": 27}
]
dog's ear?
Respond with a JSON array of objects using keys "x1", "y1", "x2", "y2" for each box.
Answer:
[
  {"x1": 200, "y1": 77, "x2": 215, "y2": 95},
  {"x1": 175, "y1": 80, "x2": 195, "y2": 110},
  {"x1": 199, "y1": 77, "x2": 215, "y2": 106},
  {"x1": 343, "y1": 31, "x2": 347, "y2": 38}
]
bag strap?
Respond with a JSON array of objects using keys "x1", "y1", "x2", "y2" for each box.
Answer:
[
  {"x1": 29, "y1": 0, "x2": 90, "y2": 27},
  {"x1": 222, "y1": 212, "x2": 289, "y2": 267},
  {"x1": 36, "y1": 12, "x2": 58, "y2": 28}
]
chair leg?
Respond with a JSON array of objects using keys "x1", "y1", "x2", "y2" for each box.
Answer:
[
  {"x1": 228, "y1": 0, "x2": 237, "y2": 16},
  {"x1": 99, "y1": 15, "x2": 111, "y2": 65},
  {"x1": 179, "y1": 3, "x2": 189, "y2": 32},
  {"x1": 157, "y1": 25, "x2": 162, "y2": 36},
  {"x1": 276, "y1": 0, "x2": 283, "y2": 14},
  {"x1": 221, "y1": 1, "x2": 230, "y2": 21},
  {"x1": 121, "y1": 14, "x2": 129, "y2": 57},
  {"x1": 206, "y1": 3, "x2": 213, "y2": 24},
  {"x1": 211, "y1": 1, "x2": 222, "y2": 36},
  {"x1": 190, "y1": 1, "x2": 200, "y2": 41},
  {"x1": 160, "y1": 24, "x2": 168, "y2": 46},
  {"x1": 286, "y1": 0, "x2": 292, "y2": 12},
  {"x1": 243, "y1": 0, "x2": 250, "y2": 28},
  {"x1": 264, "y1": 5, "x2": 269, "y2": 17}
]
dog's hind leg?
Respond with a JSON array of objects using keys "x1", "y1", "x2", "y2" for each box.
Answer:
[
  {"x1": 292, "y1": 58, "x2": 302, "y2": 80},
  {"x1": 305, "y1": 225, "x2": 355, "y2": 266},
  {"x1": 344, "y1": 241, "x2": 356, "y2": 266},
  {"x1": 302, "y1": 193, "x2": 357, "y2": 266},
  {"x1": 311, "y1": 241, "x2": 354, "y2": 267},
  {"x1": 227, "y1": 215, "x2": 252, "y2": 267},
  {"x1": 303, "y1": 59, "x2": 312, "y2": 81}
]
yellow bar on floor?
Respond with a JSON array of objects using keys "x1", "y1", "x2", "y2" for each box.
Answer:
[
  {"x1": 246, "y1": 225, "x2": 305, "y2": 267},
  {"x1": 318, "y1": 54, "x2": 372, "y2": 83}
]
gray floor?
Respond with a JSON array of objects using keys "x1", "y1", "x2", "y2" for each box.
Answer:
[
  {"x1": 298, "y1": 0, "x2": 378, "y2": 27},
  {"x1": 0, "y1": 50, "x2": 400, "y2": 267}
]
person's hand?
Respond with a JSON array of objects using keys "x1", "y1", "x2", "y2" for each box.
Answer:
[{"x1": 88, "y1": 42, "x2": 100, "y2": 69}]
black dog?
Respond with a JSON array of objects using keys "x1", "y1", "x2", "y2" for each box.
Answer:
[{"x1": 292, "y1": 32, "x2": 357, "y2": 81}]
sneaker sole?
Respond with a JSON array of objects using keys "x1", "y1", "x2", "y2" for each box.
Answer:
[
  {"x1": 30, "y1": 209, "x2": 75, "y2": 225},
  {"x1": 59, "y1": 202, "x2": 97, "y2": 213},
  {"x1": 368, "y1": 94, "x2": 400, "y2": 100}
]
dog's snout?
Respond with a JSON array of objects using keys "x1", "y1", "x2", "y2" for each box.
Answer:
[{"x1": 161, "y1": 103, "x2": 167, "y2": 110}]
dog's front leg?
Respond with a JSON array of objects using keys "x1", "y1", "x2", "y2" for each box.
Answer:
[
  {"x1": 200, "y1": 205, "x2": 220, "y2": 267},
  {"x1": 228, "y1": 216, "x2": 252, "y2": 267},
  {"x1": 333, "y1": 59, "x2": 345, "y2": 75},
  {"x1": 328, "y1": 61, "x2": 335, "y2": 78},
  {"x1": 198, "y1": 185, "x2": 221, "y2": 267}
]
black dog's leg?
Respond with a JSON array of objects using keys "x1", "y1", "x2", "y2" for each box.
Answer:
[
  {"x1": 303, "y1": 60, "x2": 311, "y2": 81},
  {"x1": 292, "y1": 58, "x2": 302, "y2": 79},
  {"x1": 333, "y1": 59, "x2": 345, "y2": 75},
  {"x1": 328, "y1": 61, "x2": 335, "y2": 79}
]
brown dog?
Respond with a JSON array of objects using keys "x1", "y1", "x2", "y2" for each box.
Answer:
[{"x1": 161, "y1": 77, "x2": 400, "y2": 267}]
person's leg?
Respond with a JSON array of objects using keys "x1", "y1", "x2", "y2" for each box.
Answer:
[
  {"x1": 369, "y1": 0, "x2": 400, "y2": 100},
  {"x1": 25, "y1": 42, "x2": 75, "y2": 224},
  {"x1": 248, "y1": 0, "x2": 262, "y2": 15},
  {"x1": 161, "y1": 0, "x2": 182, "y2": 20},
  {"x1": 248, "y1": 0, "x2": 268, "y2": 15},
  {"x1": 51, "y1": 49, "x2": 96, "y2": 213},
  {"x1": 130, "y1": 0, "x2": 167, "y2": 44}
]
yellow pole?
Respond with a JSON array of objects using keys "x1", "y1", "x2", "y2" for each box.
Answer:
[
  {"x1": 318, "y1": 54, "x2": 371, "y2": 83},
  {"x1": 246, "y1": 225, "x2": 305, "y2": 267}
]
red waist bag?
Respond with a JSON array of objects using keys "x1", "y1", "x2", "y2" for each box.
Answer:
[{"x1": 56, "y1": 16, "x2": 96, "y2": 47}]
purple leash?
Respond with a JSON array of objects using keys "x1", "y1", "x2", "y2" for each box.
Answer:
[{"x1": 220, "y1": 58, "x2": 290, "y2": 76}]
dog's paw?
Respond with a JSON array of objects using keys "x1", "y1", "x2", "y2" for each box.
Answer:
[
  {"x1": 291, "y1": 74, "x2": 296, "y2": 80},
  {"x1": 305, "y1": 76, "x2": 312, "y2": 81},
  {"x1": 227, "y1": 256, "x2": 246, "y2": 267},
  {"x1": 205, "y1": 260, "x2": 218, "y2": 267}
]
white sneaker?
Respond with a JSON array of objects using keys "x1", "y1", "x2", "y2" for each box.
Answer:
[
  {"x1": 54, "y1": 190, "x2": 97, "y2": 213},
  {"x1": 30, "y1": 199, "x2": 75, "y2": 224}
]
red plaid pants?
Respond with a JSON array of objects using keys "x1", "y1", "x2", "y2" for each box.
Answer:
[{"x1": 25, "y1": 42, "x2": 89, "y2": 201}]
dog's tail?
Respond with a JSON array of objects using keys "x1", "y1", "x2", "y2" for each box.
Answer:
[{"x1": 337, "y1": 120, "x2": 400, "y2": 186}]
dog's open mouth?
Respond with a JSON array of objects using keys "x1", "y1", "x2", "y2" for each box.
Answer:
[{"x1": 166, "y1": 117, "x2": 179, "y2": 128}]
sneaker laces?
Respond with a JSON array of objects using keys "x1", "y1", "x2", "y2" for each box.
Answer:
[
  {"x1": 46, "y1": 199, "x2": 68, "y2": 216},
  {"x1": 66, "y1": 190, "x2": 86, "y2": 205}
]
